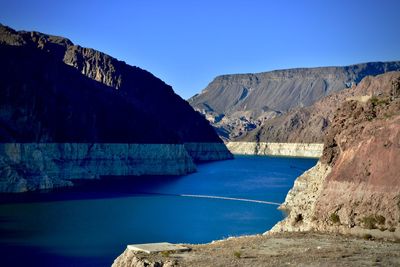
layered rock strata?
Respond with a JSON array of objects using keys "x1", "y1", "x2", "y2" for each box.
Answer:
[
  {"x1": 240, "y1": 71, "x2": 400, "y2": 143},
  {"x1": 0, "y1": 143, "x2": 196, "y2": 193},
  {"x1": 270, "y1": 73, "x2": 400, "y2": 238},
  {"x1": 189, "y1": 62, "x2": 400, "y2": 141}
]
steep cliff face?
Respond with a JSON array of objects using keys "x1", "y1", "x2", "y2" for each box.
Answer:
[
  {"x1": 0, "y1": 25, "x2": 232, "y2": 192},
  {"x1": 189, "y1": 63, "x2": 400, "y2": 141},
  {"x1": 0, "y1": 24, "x2": 226, "y2": 144},
  {"x1": 271, "y1": 73, "x2": 400, "y2": 238}
]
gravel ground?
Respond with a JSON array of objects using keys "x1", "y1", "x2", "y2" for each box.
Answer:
[{"x1": 113, "y1": 232, "x2": 400, "y2": 267}]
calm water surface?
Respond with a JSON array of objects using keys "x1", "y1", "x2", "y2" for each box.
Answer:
[{"x1": 0, "y1": 156, "x2": 317, "y2": 267}]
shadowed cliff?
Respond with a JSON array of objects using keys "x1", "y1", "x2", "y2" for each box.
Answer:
[
  {"x1": 0, "y1": 24, "x2": 223, "y2": 144},
  {"x1": 0, "y1": 25, "x2": 232, "y2": 192}
]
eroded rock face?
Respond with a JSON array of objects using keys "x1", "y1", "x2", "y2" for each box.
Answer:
[
  {"x1": 270, "y1": 73, "x2": 400, "y2": 238},
  {"x1": 270, "y1": 162, "x2": 331, "y2": 232}
]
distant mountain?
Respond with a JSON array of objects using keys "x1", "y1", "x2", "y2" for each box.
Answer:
[
  {"x1": 0, "y1": 25, "x2": 232, "y2": 192},
  {"x1": 189, "y1": 62, "x2": 400, "y2": 141},
  {"x1": 239, "y1": 71, "x2": 400, "y2": 143}
]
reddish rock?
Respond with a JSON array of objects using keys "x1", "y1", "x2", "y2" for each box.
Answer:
[{"x1": 272, "y1": 73, "x2": 400, "y2": 237}]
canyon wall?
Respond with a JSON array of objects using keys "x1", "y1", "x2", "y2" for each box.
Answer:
[
  {"x1": 270, "y1": 73, "x2": 400, "y2": 239},
  {"x1": 226, "y1": 142, "x2": 323, "y2": 158},
  {"x1": 189, "y1": 62, "x2": 400, "y2": 141},
  {"x1": 240, "y1": 71, "x2": 400, "y2": 144},
  {"x1": 0, "y1": 25, "x2": 232, "y2": 192},
  {"x1": 184, "y1": 143, "x2": 233, "y2": 162}
]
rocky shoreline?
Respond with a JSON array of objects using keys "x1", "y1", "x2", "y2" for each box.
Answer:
[
  {"x1": 0, "y1": 25, "x2": 233, "y2": 193},
  {"x1": 0, "y1": 142, "x2": 232, "y2": 193},
  {"x1": 226, "y1": 142, "x2": 323, "y2": 158}
]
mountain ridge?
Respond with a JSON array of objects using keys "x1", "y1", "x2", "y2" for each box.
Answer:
[
  {"x1": 189, "y1": 61, "x2": 400, "y2": 141},
  {"x1": 239, "y1": 71, "x2": 400, "y2": 143},
  {"x1": 0, "y1": 24, "x2": 223, "y2": 143}
]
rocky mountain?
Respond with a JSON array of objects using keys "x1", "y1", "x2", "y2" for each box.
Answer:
[
  {"x1": 189, "y1": 62, "x2": 400, "y2": 141},
  {"x1": 0, "y1": 25, "x2": 232, "y2": 192},
  {"x1": 240, "y1": 71, "x2": 400, "y2": 143},
  {"x1": 0, "y1": 24, "x2": 225, "y2": 144},
  {"x1": 271, "y1": 72, "x2": 400, "y2": 238}
]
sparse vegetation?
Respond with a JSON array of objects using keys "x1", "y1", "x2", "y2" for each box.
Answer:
[
  {"x1": 366, "y1": 113, "x2": 375, "y2": 121},
  {"x1": 370, "y1": 96, "x2": 379, "y2": 106},
  {"x1": 388, "y1": 227, "x2": 396, "y2": 232},
  {"x1": 233, "y1": 251, "x2": 241, "y2": 259},
  {"x1": 363, "y1": 234, "x2": 373, "y2": 240},
  {"x1": 391, "y1": 78, "x2": 400, "y2": 99},
  {"x1": 375, "y1": 215, "x2": 386, "y2": 225},
  {"x1": 161, "y1": 251, "x2": 171, "y2": 257},
  {"x1": 370, "y1": 96, "x2": 389, "y2": 107},
  {"x1": 330, "y1": 213, "x2": 340, "y2": 224},
  {"x1": 361, "y1": 215, "x2": 386, "y2": 229},
  {"x1": 361, "y1": 216, "x2": 377, "y2": 229}
]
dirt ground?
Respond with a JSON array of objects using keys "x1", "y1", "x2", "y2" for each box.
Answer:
[{"x1": 113, "y1": 232, "x2": 400, "y2": 267}]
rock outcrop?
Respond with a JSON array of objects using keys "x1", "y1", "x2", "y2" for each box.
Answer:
[
  {"x1": 0, "y1": 25, "x2": 232, "y2": 192},
  {"x1": 189, "y1": 62, "x2": 400, "y2": 141},
  {"x1": 270, "y1": 73, "x2": 400, "y2": 238}
]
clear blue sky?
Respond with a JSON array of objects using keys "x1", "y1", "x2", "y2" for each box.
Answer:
[{"x1": 1, "y1": 0, "x2": 399, "y2": 99}]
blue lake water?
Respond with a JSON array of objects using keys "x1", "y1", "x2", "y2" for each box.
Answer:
[{"x1": 0, "y1": 155, "x2": 317, "y2": 267}]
